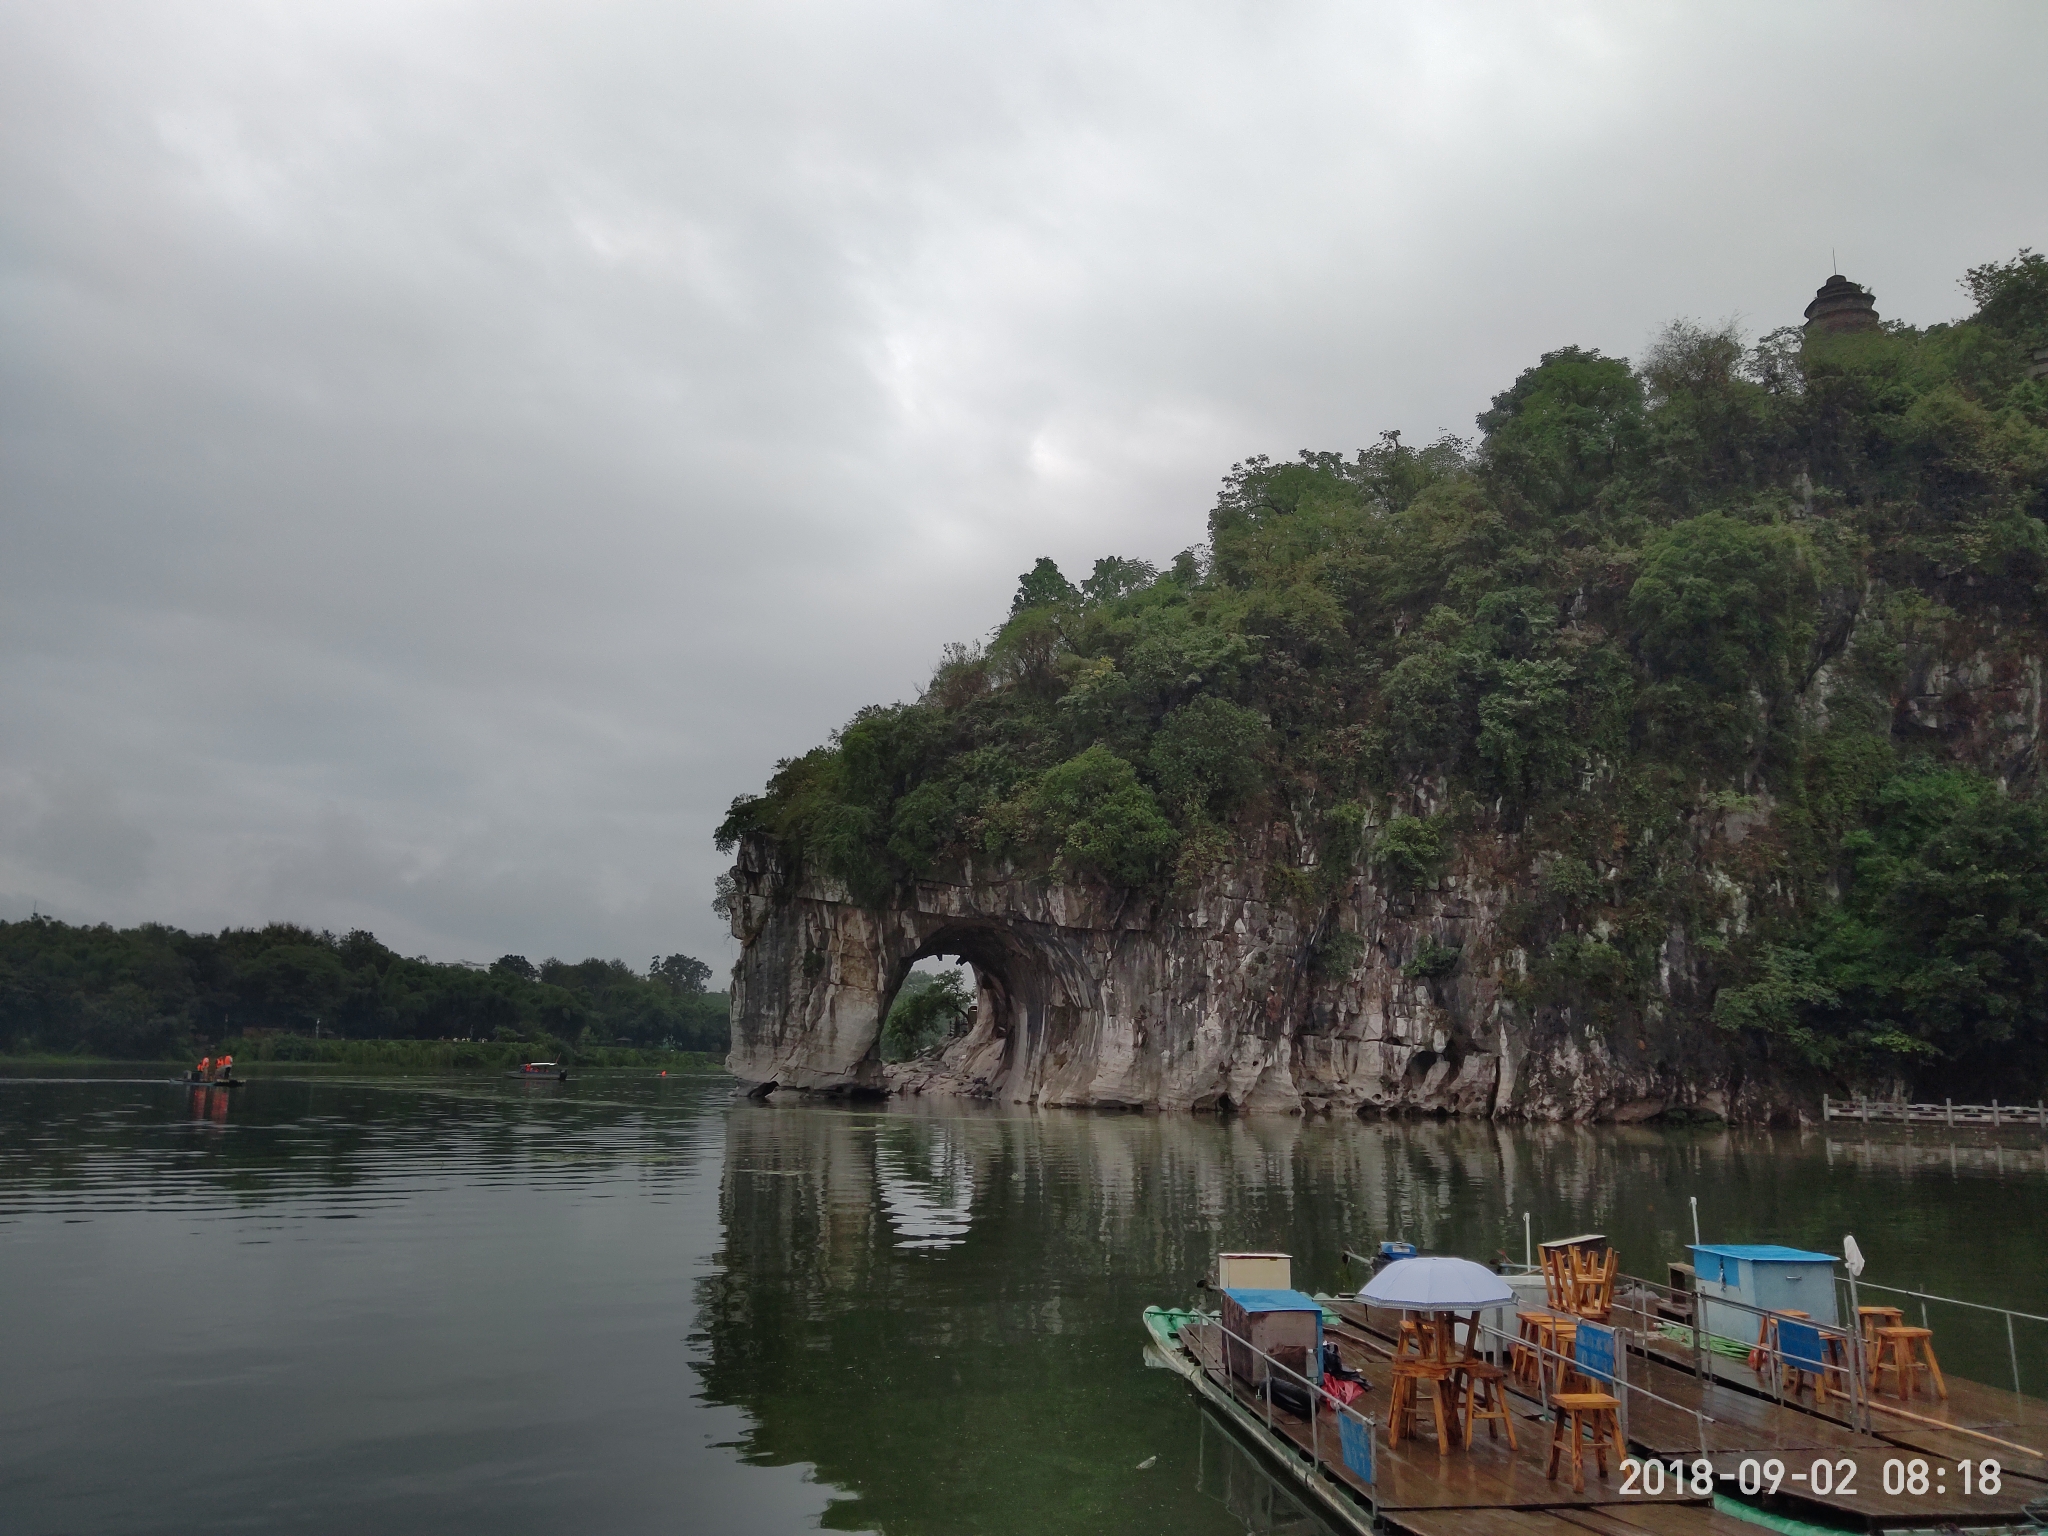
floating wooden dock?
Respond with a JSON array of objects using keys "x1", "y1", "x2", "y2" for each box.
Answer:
[
  {"x1": 1153, "y1": 1294, "x2": 2048, "y2": 1536},
  {"x1": 1382, "y1": 1504, "x2": 1765, "y2": 1536},
  {"x1": 1335, "y1": 1299, "x2": 2048, "y2": 1533},
  {"x1": 1151, "y1": 1240, "x2": 2048, "y2": 1536},
  {"x1": 1160, "y1": 1309, "x2": 1743, "y2": 1536},
  {"x1": 1630, "y1": 1320, "x2": 2048, "y2": 1498}
]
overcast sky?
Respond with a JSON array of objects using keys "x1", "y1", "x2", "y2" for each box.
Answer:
[{"x1": 2, "y1": 1, "x2": 2041, "y2": 974}]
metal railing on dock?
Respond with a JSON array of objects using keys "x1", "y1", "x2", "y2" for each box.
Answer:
[
  {"x1": 1836, "y1": 1276, "x2": 2048, "y2": 1399},
  {"x1": 1468, "y1": 1312, "x2": 1719, "y2": 1460},
  {"x1": 1332, "y1": 1293, "x2": 1720, "y2": 1460},
  {"x1": 1619, "y1": 1262, "x2": 2047, "y2": 1439},
  {"x1": 1823, "y1": 1093, "x2": 2048, "y2": 1129},
  {"x1": 1213, "y1": 1317, "x2": 1379, "y2": 1494},
  {"x1": 1612, "y1": 1268, "x2": 1876, "y2": 1432}
]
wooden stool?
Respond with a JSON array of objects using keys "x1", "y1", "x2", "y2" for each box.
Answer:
[
  {"x1": 1513, "y1": 1312, "x2": 1575, "y2": 1391},
  {"x1": 1858, "y1": 1306, "x2": 1903, "y2": 1389},
  {"x1": 1546, "y1": 1320, "x2": 1580, "y2": 1394},
  {"x1": 1858, "y1": 1306, "x2": 1903, "y2": 1353},
  {"x1": 1512, "y1": 1312, "x2": 1554, "y2": 1388},
  {"x1": 1801, "y1": 1330, "x2": 1852, "y2": 1404},
  {"x1": 1458, "y1": 1360, "x2": 1518, "y2": 1449},
  {"x1": 1389, "y1": 1359, "x2": 1462, "y2": 1453},
  {"x1": 1872, "y1": 1326, "x2": 1947, "y2": 1401},
  {"x1": 1547, "y1": 1392, "x2": 1625, "y2": 1493}
]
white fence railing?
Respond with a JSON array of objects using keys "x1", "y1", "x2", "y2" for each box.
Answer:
[{"x1": 1823, "y1": 1094, "x2": 2048, "y2": 1128}]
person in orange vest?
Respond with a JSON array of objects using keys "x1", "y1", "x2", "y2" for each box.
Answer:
[
  {"x1": 196, "y1": 1055, "x2": 212, "y2": 1082},
  {"x1": 219, "y1": 1053, "x2": 234, "y2": 1080}
]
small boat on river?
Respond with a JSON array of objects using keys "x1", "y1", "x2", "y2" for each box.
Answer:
[{"x1": 508, "y1": 1061, "x2": 570, "y2": 1081}]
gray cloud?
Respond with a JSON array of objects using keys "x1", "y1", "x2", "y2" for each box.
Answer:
[
  {"x1": 3, "y1": 769, "x2": 155, "y2": 902},
  {"x1": 2, "y1": 0, "x2": 2042, "y2": 971}
]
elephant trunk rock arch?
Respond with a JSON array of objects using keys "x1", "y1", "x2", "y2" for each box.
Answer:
[{"x1": 720, "y1": 832, "x2": 1752, "y2": 1119}]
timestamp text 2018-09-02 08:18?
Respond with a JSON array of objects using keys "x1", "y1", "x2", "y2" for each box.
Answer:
[{"x1": 1618, "y1": 1456, "x2": 2002, "y2": 1499}]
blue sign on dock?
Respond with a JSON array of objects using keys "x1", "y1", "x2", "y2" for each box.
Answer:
[
  {"x1": 1575, "y1": 1321, "x2": 1616, "y2": 1385},
  {"x1": 1338, "y1": 1411, "x2": 1374, "y2": 1482}
]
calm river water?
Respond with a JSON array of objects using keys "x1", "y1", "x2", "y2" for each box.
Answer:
[{"x1": 3, "y1": 1071, "x2": 2045, "y2": 1535}]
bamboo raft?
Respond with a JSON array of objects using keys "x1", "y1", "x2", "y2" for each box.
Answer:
[{"x1": 1147, "y1": 1295, "x2": 2048, "y2": 1536}]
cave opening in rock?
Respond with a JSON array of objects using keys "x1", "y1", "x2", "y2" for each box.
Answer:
[
  {"x1": 877, "y1": 925, "x2": 1035, "y2": 1066},
  {"x1": 881, "y1": 955, "x2": 977, "y2": 1061}
]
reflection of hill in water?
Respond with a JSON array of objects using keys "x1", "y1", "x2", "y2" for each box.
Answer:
[
  {"x1": 695, "y1": 1102, "x2": 2048, "y2": 1534},
  {"x1": 692, "y1": 1105, "x2": 1700, "y2": 1534},
  {"x1": 705, "y1": 1099, "x2": 1786, "y2": 1300},
  {"x1": 875, "y1": 1120, "x2": 976, "y2": 1250}
]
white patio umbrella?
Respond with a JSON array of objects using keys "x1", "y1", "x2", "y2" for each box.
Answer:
[{"x1": 1359, "y1": 1256, "x2": 1515, "y2": 1309}]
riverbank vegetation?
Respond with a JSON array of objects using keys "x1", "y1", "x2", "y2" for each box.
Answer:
[
  {"x1": 719, "y1": 253, "x2": 2048, "y2": 1099},
  {"x1": 0, "y1": 917, "x2": 730, "y2": 1064},
  {"x1": 217, "y1": 1038, "x2": 725, "y2": 1072},
  {"x1": 0, "y1": 1042, "x2": 727, "y2": 1073}
]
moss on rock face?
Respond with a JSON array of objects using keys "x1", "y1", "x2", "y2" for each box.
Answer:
[{"x1": 722, "y1": 260, "x2": 2048, "y2": 1105}]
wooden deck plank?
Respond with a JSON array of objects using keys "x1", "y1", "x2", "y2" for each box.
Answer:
[
  {"x1": 1386, "y1": 1498, "x2": 1760, "y2": 1536},
  {"x1": 1629, "y1": 1349, "x2": 1882, "y2": 1455},
  {"x1": 1630, "y1": 1348, "x2": 2044, "y2": 1523},
  {"x1": 1864, "y1": 1369, "x2": 2048, "y2": 1443},
  {"x1": 1698, "y1": 1450, "x2": 2027, "y2": 1530},
  {"x1": 1635, "y1": 1323, "x2": 2048, "y2": 1484},
  {"x1": 1385, "y1": 1507, "x2": 1598, "y2": 1536},
  {"x1": 1549, "y1": 1504, "x2": 1764, "y2": 1536},
  {"x1": 1641, "y1": 1331, "x2": 2048, "y2": 1439},
  {"x1": 1858, "y1": 1417, "x2": 2048, "y2": 1487}
]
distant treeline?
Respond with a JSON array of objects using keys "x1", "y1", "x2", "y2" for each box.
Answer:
[
  {"x1": 207, "y1": 1038, "x2": 729, "y2": 1072},
  {"x1": 0, "y1": 917, "x2": 730, "y2": 1060}
]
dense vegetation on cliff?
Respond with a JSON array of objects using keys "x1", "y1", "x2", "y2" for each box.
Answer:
[
  {"x1": 718, "y1": 254, "x2": 2048, "y2": 1097},
  {"x1": 0, "y1": 916, "x2": 730, "y2": 1059}
]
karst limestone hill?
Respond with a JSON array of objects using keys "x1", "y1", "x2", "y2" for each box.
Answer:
[{"x1": 718, "y1": 258, "x2": 2048, "y2": 1120}]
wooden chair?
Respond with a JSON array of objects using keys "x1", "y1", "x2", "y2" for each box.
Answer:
[
  {"x1": 1570, "y1": 1248, "x2": 1619, "y2": 1321},
  {"x1": 1398, "y1": 1315, "x2": 1446, "y2": 1360},
  {"x1": 1547, "y1": 1392, "x2": 1625, "y2": 1493},
  {"x1": 1542, "y1": 1247, "x2": 1573, "y2": 1311},
  {"x1": 1389, "y1": 1358, "x2": 1462, "y2": 1453},
  {"x1": 1871, "y1": 1326, "x2": 1947, "y2": 1401}
]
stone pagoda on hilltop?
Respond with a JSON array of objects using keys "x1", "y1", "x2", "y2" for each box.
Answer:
[{"x1": 1804, "y1": 272, "x2": 1881, "y2": 334}]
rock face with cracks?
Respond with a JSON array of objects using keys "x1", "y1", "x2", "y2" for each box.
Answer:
[{"x1": 724, "y1": 830, "x2": 1764, "y2": 1121}]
